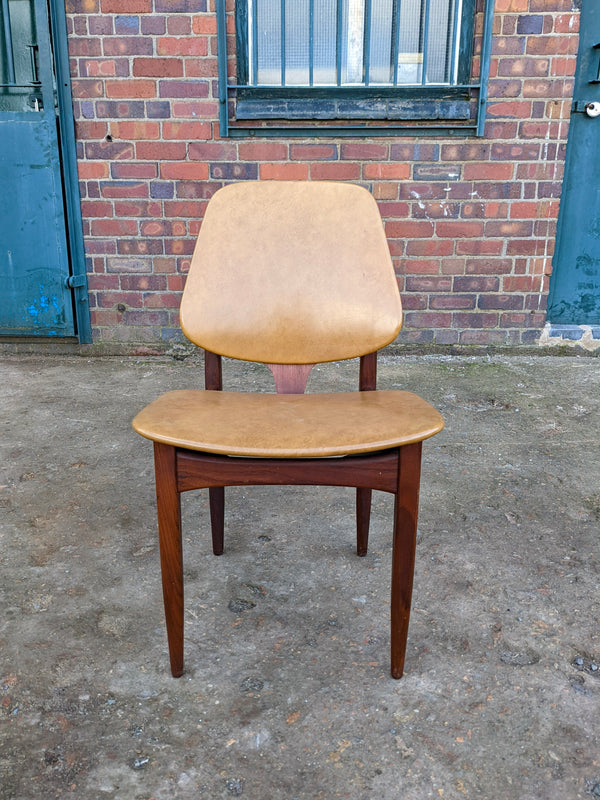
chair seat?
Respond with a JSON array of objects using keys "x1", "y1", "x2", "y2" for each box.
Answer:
[{"x1": 132, "y1": 389, "x2": 444, "y2": 458}]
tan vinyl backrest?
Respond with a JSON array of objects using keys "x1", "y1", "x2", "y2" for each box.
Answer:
[{"x1": 180, "y1": 181, "x2": 403, "y2": 364}]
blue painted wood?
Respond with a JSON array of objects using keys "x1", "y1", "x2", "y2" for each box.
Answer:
[
  {"x1": 548, "y1": 0, "x2": 600, "y2": 324},
  {"x1": 0, "y1": 0, "x2": 75, "y2": 336}
]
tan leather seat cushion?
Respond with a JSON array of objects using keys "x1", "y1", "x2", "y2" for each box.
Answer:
[{"x1": 132, "y1": 390, "x2": 444, "y2": 458}]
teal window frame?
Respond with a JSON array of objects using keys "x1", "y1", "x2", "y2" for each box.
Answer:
[{"x1": 217, "y1": 0, "x2": 494, "y2": 138}]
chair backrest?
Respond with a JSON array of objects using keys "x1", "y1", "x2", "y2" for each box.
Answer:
[{"x1": 180, "y1": 181, "x2": 402, "y2": 365}]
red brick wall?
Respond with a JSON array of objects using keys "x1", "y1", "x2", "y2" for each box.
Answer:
[{"x1": 66, "y1": 0, "x2": 579, "y2": 348}]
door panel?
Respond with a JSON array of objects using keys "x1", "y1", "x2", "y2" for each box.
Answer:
[
  {"x1": 0, "y1": 0, "x2": 75, "y2": 336},
  {"x1": 548, "y1": 0, "x2": 600, "y2": 325}
]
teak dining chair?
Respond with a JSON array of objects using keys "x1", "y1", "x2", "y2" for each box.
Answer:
[{"x1": 132, "y1": 181, "x2": 444, "y2": 679}]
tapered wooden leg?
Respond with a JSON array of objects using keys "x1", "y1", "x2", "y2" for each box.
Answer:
[
  {"x1": 390, "y1": 442, "x2": 422, "y2": 679},
  {"x1": 153, "y1": 442, "x2": 184, "y2": 677},
  {"x1": 209, "y1": 486, "x2": 225, "y2": 555},
  {"x1": 356, "y1": 487, "x2": 372, "y2": 556}
]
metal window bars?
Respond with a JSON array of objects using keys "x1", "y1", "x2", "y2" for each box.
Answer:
[{"x1": 217, "y1": 0, "x2": 494, "y2": 137}]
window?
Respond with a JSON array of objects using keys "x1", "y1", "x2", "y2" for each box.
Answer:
[{"x1": 216, "y1": 0, "x2": 493, "y2": 137}]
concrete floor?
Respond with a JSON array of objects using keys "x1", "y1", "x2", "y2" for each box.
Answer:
[{"x1": 0, "y1": 352, "x2": 599, "y2": 800}]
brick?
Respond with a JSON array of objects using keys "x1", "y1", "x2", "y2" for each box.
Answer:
[
  {"x1": 133, "y1": 58, "x2": 183, "y2": 78},
  {"x1": 80, "y1": 200, "x2": 113, "y2": 216},
  {"x1": 526, "y1": 35, "x2": 578, "y2": 56},
  {"x1": 396, "y1": 258, "x2": 439, "y2": 275},
  {"x1": 478, "y1": 294, "x2": 524, "y2": 310},
  {"x1": 453, "y1": 312, "x2": 499, "y2": 328},
  {"x1": 100, "y1": 181, "x2": 149, "y2": 199},
  {"x1": 158, "y1": 80, "x2": 209, "y2": 98},
  {"x1": 405, "y1": 277, "x2": 452, "y2": 292},
  {"x1": 517, "y1": 15, "x2": 544, "y2": 34},
  {"x1": 95, "y1": 100, "x2": 145, "y2": 118},
  {"x1": 491, "y1": 143, "x2": 540, "y2": 161},
  {"x1": 465, "y1": 259, "x2": 513, "y2": 275},
  {"x1": 385, "y1": 220, "x2": 434, "y2": 238},
  {"x1": 111, "y1": 163, "x2": 157, "y2": 179},
  {"x1": 494, "y1": 0, "x2": 528, "y2": 10},
  {"x1": 66, "y1": 0, "x2": 99, "y2": 10},
  {"x1": 340, "y1": 143, "x2": 388, "y2": 161},
  {"x1": 404, "y1": 312, "x2": 452, "y2": 328},
  {"x1": 492, "y1": 36, "x2": 526, "y2": 56},
  {"x1": 401, "y1": 294, "x2": 428, "y2": 311},
  {"x1": 553, "y1": 14, "x2": 580, "y2": 33},
  {"x1": 175, "y1": 182, "x2": 221, "y2": 199},
  {"x1": 172, "y1": 100, "x2": 219, "y2": 117},
  {"x1": 210, "y1": 163, "x2": 258, "y2": 180},
  {"x1": 440, "y1": 143, "x2": 490, "y2": 161},
  {"x1": 488, "y1": 79, "x2": 523, "y2": 98},
  {"x1": 405, "y1": 240, "x2": 454, "y2": 257},
  {"x1": 114, "y1": 201, "x2": 163, "y2": 218},
  {"x1": 390, "y1": 143, "x2": 439, "y2": 161},
  {"x1": 160, "y1": 163, "x2": 210, "y2": 180},
  {"x1": 164, "y1": 239, "x2": 196, "y2": 255},
  {"x1": 509, "y1": 201, "x2": 538, "y2": 218},
  {"x1": 115, "y1": 16, "x2": 140, "y2": 35},
  {"x1": 413, "y1": 202, "x2": 460, "y2": 219},
  {"x1": 167, "y1": 16, "x2": 192, "y2": 35},
  {"x1": 162, "y1": 121, "x2": 212, "y2": 139},
  {"x1": 91, "y1": 219, "x2": 139, "y2": 236},
  {"x1": 484, "y1": 220, "x2": 533, "y2": 237},
  {"x1": 136, "y1": 142, "x2": 187, "y2": 160},
  {"x1": 430, "y1": 295, "x2": 476, "y2": 310},
  {"x1": 238, "y1": 142, "x2": 288, "y2": 161},
  {"x1": 146, "y1": 101, "x2": 172, "y2": 118},
  {"x1": 487, "y1": 100, "x2": 532, "y2": 118},
  {"x1": 155, "y1": 0, "x2": 206, "y2": 9},
  {"x1": 78, "y1": 162, "x2": 110, "y2": 179},
  {"x1": 414, "y1": 164, "x2": 461, "y2": 181},
  {"x1": 436, "y1": 221, "x2": 484, "y2": 238},
  {"x1": 124, "y1": 310, "x2": 170, "y2": 326},
  {"x1": 150, "y1": 183, "x2": 174, "y2": 199},
  {"x1": 106, "y1": 257, "x2": 151, "y2": 273},
  {"x1": 85, "y1": 141, "x2": 135, "y2": 160},
  {"x1": 141, "y1": 16, "x2": 166, "y2": 34},
  {"x1": 289, "y1": 144, "x2": 338, "y2": 161},
  {"x1": 110, "y1": 121, "x2": 161, "y2": 140},
  {"x1": 103, "y1": 37, "x2": 153, "y2": 56},
  {"x1": 497, "y1": 57, "x2": 549, "y2": 78},
  {"x1": 68, "y1": 38, "x2": 102, "y2": 57},
  {"x1": 106, "y1": 80, "x2": 156, "y2": 98},
  {"x1": 310, "y1": 162, "x2": 361, "y2": 180},
  {"x1": 157, "y1": 37, "x2": 208, "y2": 56},
  {"x1": 164, "y1": 200, "x2": 209, "y2": 218},
  {"x1": 71, "y1": 79, "x2": 104, "y2": 98},
  {"x1": 363, "y1": 163, "x2": 410, "y2": 180},
  {"x1": 371, "y1": 183, "x2": 397, "y2": 200},
  {"x1": 101, "y1": 0, "x2": 151, "y2": 11},
  {"x1": 260, "y1": 163, "x2": 309, "y2": 180},
  {"x1": 120, "y1": 275, "x2": 167, "y2": 291},
  {"x1": 192, "y1": 16, "x2": 217, "y2": 34},
  {"x1": 118, "y1": 240, "x2": 164, "y2": 255}
]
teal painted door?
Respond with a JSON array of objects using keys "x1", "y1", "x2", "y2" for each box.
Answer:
[
  {"x1": 0, "y1": 0, "x2": 75, "y2": 336},
  {"x1": 548, "y1": 0, "x2": 600, "y2": 325}
]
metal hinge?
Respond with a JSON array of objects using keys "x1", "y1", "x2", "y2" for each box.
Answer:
[{"x1": 65, "y1": 274, "x2": 87, "y2": 289}]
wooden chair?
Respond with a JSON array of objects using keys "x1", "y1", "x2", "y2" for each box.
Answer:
[{"x1": 132, "y1": 181, "x2": 444, "y2": 679}]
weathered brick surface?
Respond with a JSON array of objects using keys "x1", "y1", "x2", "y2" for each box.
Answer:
[{"x1": 67, "y1": 2, "x2": 578, "y2": 346}]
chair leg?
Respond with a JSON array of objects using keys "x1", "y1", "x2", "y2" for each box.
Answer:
[
  {"x1": 356, "y1": 487, "x2": 372, "y2": 556},
  {"x1": 209, "y1": 486, "x2": 225, "y2": 555},
  {"x1": 390, "y1": 442, "x2": 422, "y2": 679},
  {"x1": 153, "y1": 442, "x2": 184, "y2": 678}
]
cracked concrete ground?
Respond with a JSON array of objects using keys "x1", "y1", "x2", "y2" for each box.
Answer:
[{"x1": 0, "y1": 352, "x2": 599, "y2": 800}]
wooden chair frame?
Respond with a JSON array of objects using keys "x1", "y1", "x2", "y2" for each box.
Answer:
[{"x1": 154, "y1": 350, "x2": 423, "y2": 679}]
